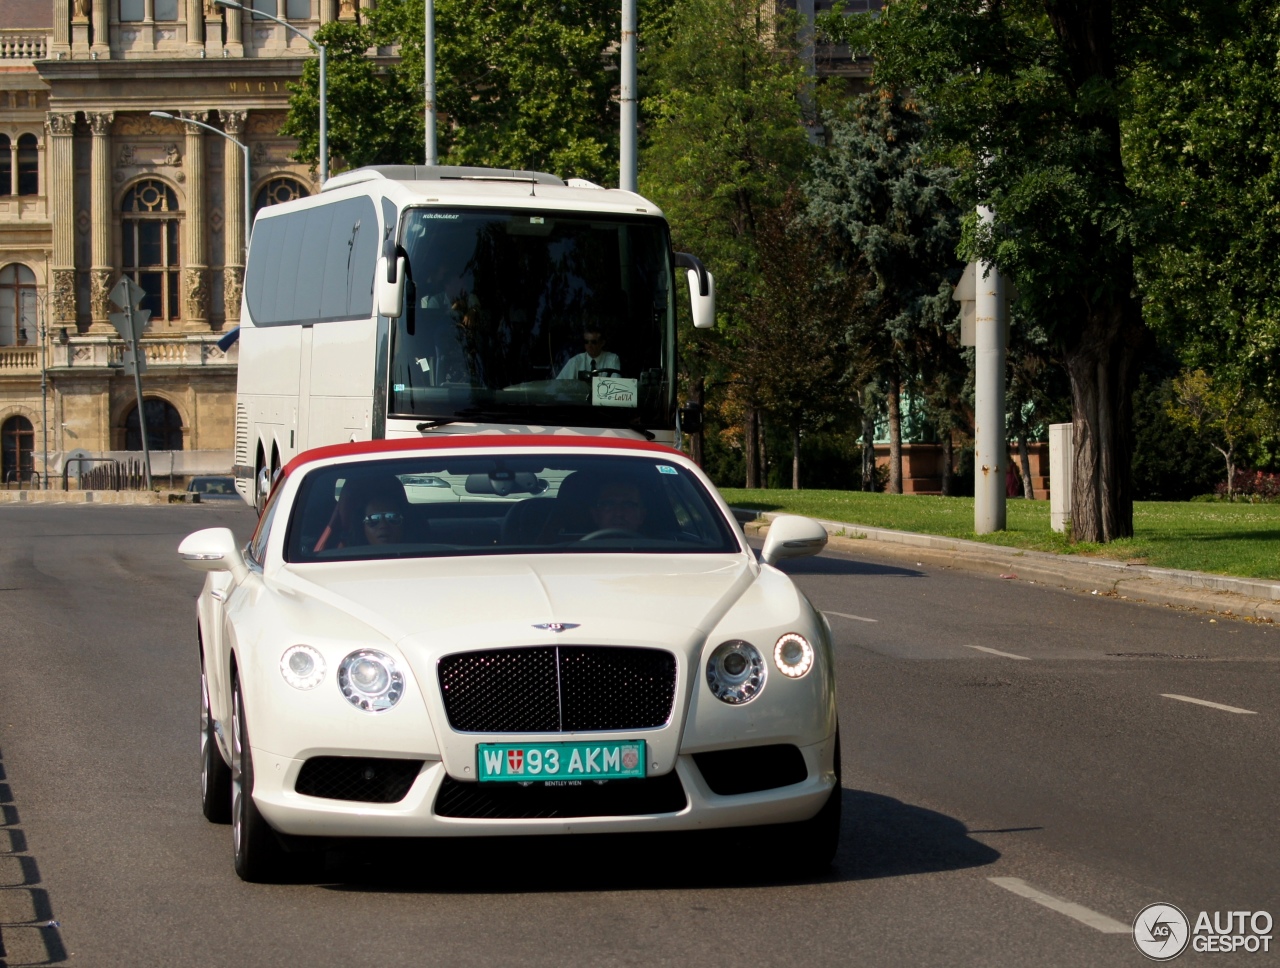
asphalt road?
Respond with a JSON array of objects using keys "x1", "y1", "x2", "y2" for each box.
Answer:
[{"x1": 0, "y1": 503, "x2": 1275, "y2": 967}]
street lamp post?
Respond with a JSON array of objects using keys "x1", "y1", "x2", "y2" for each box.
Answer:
[
  {"x1": 213, "y1": 0, "x2": 327, "y2": 183},
  {"x1": 150, "y1": 111, "x2": 251, "y2": 255}
]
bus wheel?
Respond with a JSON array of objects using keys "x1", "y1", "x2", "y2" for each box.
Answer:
[{"x1": 254, "y1": 464, "x2": 271, "y2": 514}]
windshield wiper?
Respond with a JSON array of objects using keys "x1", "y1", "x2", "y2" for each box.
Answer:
[{"x1": 416, "y1": 419, "x2": 456, "y2": 431}]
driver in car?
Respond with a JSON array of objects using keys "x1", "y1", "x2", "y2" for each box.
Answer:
[
  {"x1": 556, "y1": 324, "x2": 621, "y2": 380},
  {"x1": 589, "y1": 479, "x2": 647, "y2": 534}
]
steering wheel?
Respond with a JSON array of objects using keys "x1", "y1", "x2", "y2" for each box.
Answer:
[
  {"x1": 578, "y1": 368, "x2": 623, "y2": 381},
  {"x1": 578, "y1": 528, "x2": 643, "y2": 542}
]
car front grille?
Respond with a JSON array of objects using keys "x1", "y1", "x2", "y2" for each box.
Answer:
[
  {"x1": 434, "y1": 772, "x2": 687, "y2": 819},
  {"x1": 294, "y1": 756, "x2": 423, "y2": 803},
  {"x1": 437, "y1": 646, "x2": 677, "y2": 733}
]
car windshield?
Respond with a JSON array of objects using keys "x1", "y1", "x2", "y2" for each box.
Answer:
[
  {"x1": 387, "y1": 209, "x2": 676, "y2": 431},
  {"x1": 284, "y1": 454, "x2": 740, "y2": 563}
]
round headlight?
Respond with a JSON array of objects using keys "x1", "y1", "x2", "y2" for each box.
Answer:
[
  {"x1": 280, "y1": 645, "x2": 325, "y2": 690},
  {"x1": 706, "y1": 640, "x2": 766, "y2": 704},
  {"x1": 338, "y1": 650, "x2": 404, "y2": 712},
  {"x1": 773, "y1": 633, "x2": 814, "y2": 678}
]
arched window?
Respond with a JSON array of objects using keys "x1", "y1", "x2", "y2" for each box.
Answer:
[
  {"x1": 122, "y1": 179, "x2": 181, "y2": 321},
  {"x1": 254, "y1": 176, "x2": 309, "y2": 216},
  {"x1": 0, "y1": 264, "x2": 37, "y2": 347},
  {"x1": 125, "y1": 398, "x2": 184, "y2": 451},
  {"x1": 1, "y1": 416, "x2": 34, "y2": 484},
  {"x1": 16, "y1": 134, "x2": 38, "y2": 196},
  {"x1": 0, "y1": 135, "x2": 10, "y2": 196}
]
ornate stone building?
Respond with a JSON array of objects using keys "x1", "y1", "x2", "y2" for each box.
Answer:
[{"x1": 0, "y1": 0, "x2": 352, "y2": 485}]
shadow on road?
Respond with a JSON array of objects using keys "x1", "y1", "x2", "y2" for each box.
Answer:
[
  {"x1": 772, "y1": 554, "x2": 925, "y2": 579},
  {"x1": 0, "y1": 748, "x2": 68, "y2": 968},
  {"x1": 308, "y1": 788, "x2": 997, "y2": 895}
]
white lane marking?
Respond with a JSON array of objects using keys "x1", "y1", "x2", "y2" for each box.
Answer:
[
  {"x1": 1161, "y1": 694, "x2": 1258, "y2": 715},
  {"x1": 988, "y1": 877, "x2": 1131, "y2": 934},
  {"x1": 825, "y1": 611, "x2": 878, "y2": 624},
  {"x1": 963, "y1": 644, "x2": 1031, "y2": 661}
]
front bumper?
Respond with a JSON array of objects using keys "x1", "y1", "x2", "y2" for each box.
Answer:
[{"x1": 249, "y1": 735, "x2": 837, "y2": 838}]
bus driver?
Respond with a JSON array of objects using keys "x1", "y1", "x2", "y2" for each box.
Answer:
[{"x1": 556, "y1": 324, "x2": 621, "y2": 381}]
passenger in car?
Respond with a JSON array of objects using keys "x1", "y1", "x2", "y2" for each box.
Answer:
[{"x1": 360, "y1": 493, "x2": 406, "y2": 546}]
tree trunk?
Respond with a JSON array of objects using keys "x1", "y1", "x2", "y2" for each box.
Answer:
[
  {"x1": 744, "y1": 407, "x2": 760, "y2": 489},
  {"x1": 886, "y1": 374, "x2": 903, "y2": 495},
  {"x1": 792, "y1": 425, "x2": 801, "y2": 490},
  {"x1": 690, "y1": 377, "x2": 704, "y2": 468},
  {"x1": 941, "y1": 431, "x2": 954, "y2": 497},
  {"x1": 1018, "y1": 432, "x2": 1034, "y2": 499},
  {"x1": 1065, "y1": 303, "x2": 1145, "y2": 542},
  {"x1": 757, "y1": 411, "x2": 768, "y2": 487},
  {"x1": 861, "y1": 385, "x2": 877, "y2": 491}
]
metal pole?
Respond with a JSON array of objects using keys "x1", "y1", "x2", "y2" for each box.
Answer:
[
  {"x1": 126, "y1": 300, "x2": 153, "y2": 490},
  {"x1": 39, "y1": 294, "x2": 48, "y2": 489},
  {"x1": 973, "y1": 206, "x2": 1006, "y2": 534},
  {"x1": 620, "y1": 0, "x2": 637, "y2": 192},
  {"x1": 243, "y1": 140, "x2": 252, "y2": 253},
  {"x1": 424, "y1": 0, "x2": 437, "y2": 165},
  {"x1": 318, "y1": 44, "x2": 328, "y2": 182}
]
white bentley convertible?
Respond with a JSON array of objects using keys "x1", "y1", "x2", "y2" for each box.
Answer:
[{"x1": 180, "y1": 437, "x2": 839, "y2": 881}]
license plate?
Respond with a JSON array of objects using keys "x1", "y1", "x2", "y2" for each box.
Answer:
[{"x1": 477, "y1": 740, "x2": 646, "y2": 783}]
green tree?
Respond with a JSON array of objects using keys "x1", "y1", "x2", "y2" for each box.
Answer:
[
  {"x1": 1168, "y1": 367, "x2": 1276, "y2": 500},
  {"x1": 640, "y1": 0, "x2": 814, "y2": 487},
  {"x1": 805, "y1": 91, "x2": 964, "y2": 494},
  {"x1": 1126, "y1": 1, "x2": 1280, "y2": 412},
  {"x1": 821, "y1": 2, "x2": 1158, "y2": 541},
  {"x1": 283, "y1": 0, "x2": 621, "y2": 182}
]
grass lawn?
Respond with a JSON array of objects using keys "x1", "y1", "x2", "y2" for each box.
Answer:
[{"x1": 719, "y1": 489, "x2": 1280, "y2": 581}]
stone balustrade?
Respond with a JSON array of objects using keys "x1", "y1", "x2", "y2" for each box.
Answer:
[
  {"x1": 0, "y1": 346, "x2": 40, "y2": 371},
  {"x1": 0, "y1": 30, "x2": 49, "y2": 61},
  {"x1": 49, "y1": 335, "x2": 239, "y2": 370}
]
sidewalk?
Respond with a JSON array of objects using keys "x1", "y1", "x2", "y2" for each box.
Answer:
[
  {"x1": 0, "y1": 489, "x2": 196, "y2": 505},
  {"x1": 737, "y1": 510, "x2": 1280, "y2": 624}
]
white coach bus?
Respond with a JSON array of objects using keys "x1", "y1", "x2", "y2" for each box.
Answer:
[{"x1": 232, "y1": 165, "x2": 715, "y2": 508}]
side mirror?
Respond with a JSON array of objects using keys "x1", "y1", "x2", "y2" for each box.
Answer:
[
  {"x1": 678, "y1": 401, "x2": 703, "y2": 435},
  {"x1": 179, "y1": 527, "x2": 249, "y2": 582},
  {"x1": 377, "y1": 255, "x2": 406, "y2": 319},
  {"x1": 676, "y1": 252, "x2": 716, "y2": 329},
  {"x1": 760, "y1": 515, "x2": 828, "y2": 566}
]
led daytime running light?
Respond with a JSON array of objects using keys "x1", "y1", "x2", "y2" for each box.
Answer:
[
  {"x1": 280, "y1": 644, "x2": 325, "y2": 690},
  {"x1": 773, "y1": 633, "x2": 814, "y2": 678}
]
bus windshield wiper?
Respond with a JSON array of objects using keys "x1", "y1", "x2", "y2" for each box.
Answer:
[{"x1": 416, "y1": 419, "x2": 456, "y2": 431}]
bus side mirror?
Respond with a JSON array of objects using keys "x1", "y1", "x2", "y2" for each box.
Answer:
[
  {"x1": 377, "y1": 255, "x2": 405, "y2": 318},
  {"x1": 675, "y1": 252, "x2": 715, "y2": 329},
  {"x1": 688, "y1": 269, "x2": 715, "y2": 328}
]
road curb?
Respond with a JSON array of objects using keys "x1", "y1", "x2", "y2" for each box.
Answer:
[
  {"x1": 737, "y1": 509, "x2": 1280, "y2": 624},
  {"x1": 0, "y1": 489, "x2": 191, "y2": 505}
]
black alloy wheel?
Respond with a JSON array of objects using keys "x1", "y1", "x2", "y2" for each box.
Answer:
[{"x1": 200, "y1": 657, "x2": 232, "y2": 823}]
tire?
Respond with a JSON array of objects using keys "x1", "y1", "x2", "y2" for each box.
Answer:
[
  {"x1": 253, "y1": 463, "x2": 271, "y2": 515},
  {"x1": 231, "y1": 676, "x2": 289, "y2": 882},
  {"x1": 764, "y1": 727, "x2": 843, "y2": 877},
  {"x1": 200, "y1": 661, "x2": 232, "y2": 824}
]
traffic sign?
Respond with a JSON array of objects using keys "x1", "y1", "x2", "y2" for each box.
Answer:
[
  {"x1": 121, "y1": 345, "x2": 147, "y2": 376},
  {"x1": 108, "y1": 308, "x2": 152, "y2": 344},
  {"x1": 109, "y1": 276, "x2": 147, "y2": 312}
]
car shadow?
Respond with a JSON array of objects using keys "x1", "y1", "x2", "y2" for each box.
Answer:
[
  {"x1": 770, "y1": 554, "x2": 925, "y2": 579},
  {"x1": 310, "y1": 788, "x2": 998, "y2": 894}
]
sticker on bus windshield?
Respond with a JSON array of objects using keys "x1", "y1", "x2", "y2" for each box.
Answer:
[
  {"x1": 591, "y1": 376, "x2": 639, "y2": 408},
  {"x1": 657, "y1": 465, "x2": 678, "y2": 475}
]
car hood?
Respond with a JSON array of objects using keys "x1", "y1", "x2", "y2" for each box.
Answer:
[{"x1": 274, "y1": 554, "x2": 757, "y2": 650}]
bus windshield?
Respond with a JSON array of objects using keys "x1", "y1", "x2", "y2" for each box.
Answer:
[{"x1": 388, "y1": 208, "x2": 676, "y2": 432}]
